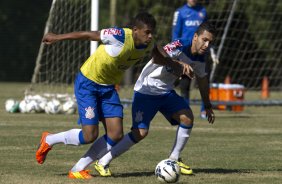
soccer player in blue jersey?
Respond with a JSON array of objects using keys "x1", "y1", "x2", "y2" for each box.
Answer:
[
  {"x1": 35, "y1": 12, "x2": 193, "y2": 179},
  {"x1": 95, "y1": 21, "x2": 216, "y2": 176},
  {"x1": 172, "y1": 0, "x2": 208, "y2": 119}
]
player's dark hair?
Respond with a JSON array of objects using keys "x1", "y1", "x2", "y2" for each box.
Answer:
[
  {"x1": 131, "y1": 12, "x2": 156, "y2": 30},
  {"x1": 195, "y1": 21, "x2": 216, "y2": 36}
]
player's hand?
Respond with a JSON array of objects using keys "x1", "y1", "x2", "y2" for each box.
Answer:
[
  {"x1": 181, "y1": 63, "x2": 194, "y2": 79},
  {"x1": 205, "y1": 108, "x2": 215, "y2": 124},
  {"x1": 42, "y1": 33, "x2": 58, "y2": 45}
]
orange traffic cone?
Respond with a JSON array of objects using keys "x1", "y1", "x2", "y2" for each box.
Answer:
[
  {"x1": 261, "y1": 76, "x2": 269, "y2": 99},
  {"x1": 224, "y1": 75, "x2": 231, "y2": 84}
]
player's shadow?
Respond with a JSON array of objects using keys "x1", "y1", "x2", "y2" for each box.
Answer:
[
  {"x1": 193, "y1": 168, "x2": 251, "y2": 174},
  {"x1": 111, "y1": 168, "x2": 250, "y2": 178},
  {"x1": 112, "y1": 171, "x2": 154, "y2": 178}
]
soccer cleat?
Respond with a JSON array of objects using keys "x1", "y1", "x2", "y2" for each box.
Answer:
[
  {"x1": 68, "y1": 170, "x2": 93, "y2": 179},
  {"x1": 177, "y1": 158, "x2": 193, "y2": 175},
  {"x1": 36, "y1": 132, "x2": 52, "y2": 164},
  {"x1": 94, "y1": 161, "x2": 112, "y2": 177}
]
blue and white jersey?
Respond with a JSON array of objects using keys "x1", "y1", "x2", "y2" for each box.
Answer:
[
  {"x1": 134, "y1": 37, "x2": 207, "y2": 95},
  {"x1": 172, "y1": 4, "x2": 207, "y2": 40}
]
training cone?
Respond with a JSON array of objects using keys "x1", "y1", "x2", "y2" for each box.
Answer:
[
  {"x1": 261, "y1": 76, "x2": 269, "y2": 99},
  {"x1": 224, "y1": 75, "x2": 231, "y2": 84}
]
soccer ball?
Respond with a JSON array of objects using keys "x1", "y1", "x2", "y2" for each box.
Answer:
[
  {"x1": 45, "y1": 99, "x2": 62, "y2": 114},
  {"x1": 26, "y1": 100, "x2": 39, "y2": 113},
  {"x1": 155, "y1": 159, "x2": 180, "y2": 183},
  {"x1": 5, "y1": 99, "x2": 19, "y2": 113},
  {"x1": 62, "y1": 100, "x2": 77, "y2": 114},
  {"x1": 37, "y1": 100, "x2": 47, "y2": 113},
  {"x1": 19, "y1": 100, "x2": 28, "y2": 113}
]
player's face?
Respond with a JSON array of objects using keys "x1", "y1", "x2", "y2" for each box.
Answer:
[
  {"x1": 133, "y1": 24, "x2": 154, "y2": 46},
  {"x1": 187, "y1": 0, "x2": 198, "y2": 7},
  {"x1": 193, "y1": 30, "x2": 214, "y2": 55}
]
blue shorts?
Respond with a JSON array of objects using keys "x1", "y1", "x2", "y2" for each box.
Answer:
[
  {"x1": 131, "y1": 90, "x2": 189, "y2": 129},
  {"x1": 74, "y1": 72, "x2": 123, "y2": 125}
]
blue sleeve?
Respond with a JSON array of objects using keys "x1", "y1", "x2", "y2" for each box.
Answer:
[{"x1": 172, "y1": 10, "x2": 182, "y2": 41}]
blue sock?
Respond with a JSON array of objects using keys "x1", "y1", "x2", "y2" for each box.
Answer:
[{"x1": 78, "y1": 130, "x2": 87, "y2": 144}]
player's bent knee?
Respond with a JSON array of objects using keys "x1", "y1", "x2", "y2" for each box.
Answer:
[
  {"x1": 132, "y1": 128, "x2": 148, "y2": 141},
  {"x1": 84, "y1": 133, "x2": 98, "y2": 143},
  {"x1": 108, "y1": 131, "x2": 124, "y2": 142},
  {"x1": 81, "y1": 130, "x2": 98, "y2": 143},
  {"x1": 180, "y1": 115, "x2": 194, "y2": 125}
]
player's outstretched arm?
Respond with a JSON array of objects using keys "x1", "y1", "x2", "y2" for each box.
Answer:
[
  {"x1": 197, "y1": 76, "x2": 215, "y2": 124},
  {"x1": 151, "y1": 45, "x2": 194, "y2": 77},
  {"x1": 42, "y1": 31, "x2": 101, "y2": 45}
]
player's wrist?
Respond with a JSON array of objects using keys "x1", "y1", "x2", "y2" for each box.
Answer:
[{"x1": 204, "y1": 103, "x2": 212, "y2": 109}]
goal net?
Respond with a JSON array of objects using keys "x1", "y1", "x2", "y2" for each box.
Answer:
[
  {"x1": 30, "y1": 0, "x2": 282, "y2": 98},
  {"x1": 29, "y1": 0, "x2": 91, "y2": 97}
]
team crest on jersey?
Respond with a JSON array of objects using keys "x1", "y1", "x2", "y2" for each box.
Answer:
[
  {"x1": 85, "y1": 106, "x2": 95, "y2": 119},
  {"x1": 163, "y1": 40, "x2": 182, "y2": 53},
  {"x1": 103, "y1": 28, "x2": 122, "y2": 36},
  {"x1": 134, "y1": 110, "x2": 144, "y2": 122}
]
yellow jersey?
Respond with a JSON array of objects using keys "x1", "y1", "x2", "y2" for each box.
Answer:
[{"x1": 80, "y1": 28, "x2": 153, "y2": 85}]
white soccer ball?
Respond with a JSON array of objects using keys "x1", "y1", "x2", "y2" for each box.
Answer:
[
  {"x1": 155, "y1": 159, "x2": 180, "y2": 183},
  {"x1": 37, "y1": 100, "x2": 47, "y2": 113},
  {"x1": 62, "y1": 100, "x2": 77, "y2": 114},
  {"x1": 45, "y1": 99, "x2": 62, "y2": 114},
  {"x1": 26, "y1": 100, "x2": 38, "y2": 113},
  {"x1": 19, "y1": 100, "x2": 28, "y2": 113},
  {"x1": 5, "y1": 99, "x2": 19, "y2": 113}
]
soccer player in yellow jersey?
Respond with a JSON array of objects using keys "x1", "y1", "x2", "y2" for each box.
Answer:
[{"x1": 36, "y1": 12, "x2": 193, "y2": 179}]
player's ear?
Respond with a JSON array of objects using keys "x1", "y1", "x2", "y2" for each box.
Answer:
[
  {"x1": 132, "y1": 26, "x2": 138, "y2": 32},
  {"x1": 193, "y1": 33, "x2": 198, "y2": 41}
]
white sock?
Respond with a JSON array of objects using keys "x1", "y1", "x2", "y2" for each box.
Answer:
[
  {"x1": 169, "y1": 124, "x2": 193, "y2": 161},
  {"x1": 98, "y1": 133, "x2": 136, "y2": 166},
  {"x1": 45, "y1": 129, "x2": 81, "y2": 146},
  {"x1": 71, "y1": 135, "x2": 116, "y2": 172}
]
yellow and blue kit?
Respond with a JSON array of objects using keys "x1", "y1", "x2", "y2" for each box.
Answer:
[{"x1": 76, "y1": 27, "x2": 153, "y2": 125}]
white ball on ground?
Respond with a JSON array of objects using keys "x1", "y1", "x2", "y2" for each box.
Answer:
[
  {"x1": 37, "y1": 100, "x2": 47, "y2": 113},
  {"x1": 26, "y1": 100, "x2": 39, "y2": 113},
  {"x1": 19, "y1": 100, "x2": 28, "y2": 113},
  {"x1": 155, "y1": 159, "x2": 180, "y2": 183},
  {"x1": 45, "y1": 99, "x2": 62, "y2": 114},
  {"x1": 5, "y1": 99, "x2": 19, "y2": 113},
  {"x1": 62, "y1": 100, "x2": 77, "y2": 114}
]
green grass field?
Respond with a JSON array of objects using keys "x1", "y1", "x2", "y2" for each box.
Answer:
[{"x1": 0, "y1": 82, "x2": 282, "y2": 184}]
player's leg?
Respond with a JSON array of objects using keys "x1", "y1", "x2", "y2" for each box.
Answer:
[
  {"x1": 159, "y1": 90, "x2": 194, "y2": 175},
  {"x1": 95, "y1": 91, "x2": 159, "y2": 176},
  {"x1": 179, "y1": 76, "x2": 191, "y2": 105},
  {"x1": 36, "y1": 72, "x2": 99, "y2": 165},
  {"x1": 70, "y1": 87, "x2": 123, "y2": 176}
]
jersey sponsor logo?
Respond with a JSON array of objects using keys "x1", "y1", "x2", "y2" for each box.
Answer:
[
  {"x1": 134, "y1": 110, "x2": 144, "y2": 122},
  {"x1": 103, "y1": 28, "x2": 122, "y2": 36},
  {"x1": 163, "y1": 40, "x2": 183, "y2": 53},
  {"x1": 185, "y1": 20, "x2": 202, "y2": 27},
  {"x1": 85, "y1": 106, "x2": 95, "y2": 119}
]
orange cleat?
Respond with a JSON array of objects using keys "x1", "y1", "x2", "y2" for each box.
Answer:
[
  {"x1": 36, "y1": 132, "x2": 52, "y2": 164},
  {"x1": 68, "y1": 170, "x2": 93, "y2": 179}
]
